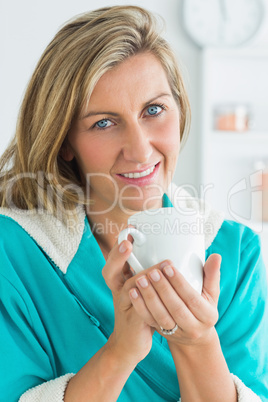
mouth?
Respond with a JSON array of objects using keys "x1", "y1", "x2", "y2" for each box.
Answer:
[
  {"x1": 119, "y1": 164, "x2": 157, "y2": 179},
  {"x1": 116, "y1": 162, "x2": 161, "y2": 185}
]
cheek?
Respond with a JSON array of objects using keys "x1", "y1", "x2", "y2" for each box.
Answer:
[
  {"x1": 73, "y1": 137, "x2": 117, "y2": 175},
  {"x1": 157, "y1": 116, "x2": 180, "y2": 155}
]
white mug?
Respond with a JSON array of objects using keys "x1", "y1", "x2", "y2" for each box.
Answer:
[{"x1": 118, "y1": 207, "x2": 205, "y2": 293}]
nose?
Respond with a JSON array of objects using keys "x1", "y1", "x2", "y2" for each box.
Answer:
[{"x1": 122, "y1": 123, "x2": 153, "y2": 163}]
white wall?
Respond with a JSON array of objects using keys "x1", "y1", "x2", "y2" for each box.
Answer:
[{"x1": 0, "y1": 0, "x2": 200, "y2": 189}]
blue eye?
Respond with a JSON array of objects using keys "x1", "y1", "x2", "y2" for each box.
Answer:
[
  {"x1": 147, "y1": 106, "x2": 161, "y2": 115},
  {"x1": 145, "y1": 104, "x2": 165, "y2": 117},
  {"x1": 94, "y1": 119, "x2": 113, "y2": 130}
]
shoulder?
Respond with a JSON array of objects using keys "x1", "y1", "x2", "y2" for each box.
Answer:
[
  {"x1": 0, "y1": 212, "x2": 26, "y2": 231},
  {"x1": 0, "y1": 213, "x2": 46, "y2": 284},
  {"x1": 210, "y1": 220, "x2": 267, "y2": 313},
  {"x1": 0, "y1": 207, "x2": 86, "y2": 274},
  {"x1": 0, "y1": 213, "x2": 36, "y2": 255},
  {"x1": 209, "y1": 219, "x2": 262, "y2": 259}
]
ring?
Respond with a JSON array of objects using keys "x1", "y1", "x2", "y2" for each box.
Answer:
[{"x1": 160, "y1": 324, "x2": 178, "y2": 336}]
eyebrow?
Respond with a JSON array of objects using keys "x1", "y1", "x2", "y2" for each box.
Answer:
[{"x1": 80, "y1": 93, "x2": 172, "y2": 120}]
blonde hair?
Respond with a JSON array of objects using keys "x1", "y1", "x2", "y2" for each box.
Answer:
[{"x1": 0, "y1": 5, "x2": 191, "y2": 219}]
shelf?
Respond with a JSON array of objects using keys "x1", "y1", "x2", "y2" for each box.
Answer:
[
  {"x1": 208, "y1": 131, "x2": 268, "y2": 158},
  {"x1": 211, "y1": 131, "x2": 268, "y2": 140}
]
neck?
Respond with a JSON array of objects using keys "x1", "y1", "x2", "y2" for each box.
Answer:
[
  {"x1": 86, "y1": 204, "x2": 133, "y2": 257},
  {"x1": 88, "y1": 214, "x2": 127, "y2": 254},
  {"x1": 86, "y1": 196, "x2": 163, "y2": 256}
]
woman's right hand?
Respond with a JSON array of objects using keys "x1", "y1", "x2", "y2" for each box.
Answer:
[
  {"x1": 102, "y1": 239, "x2": 154, "y2": 368},
  {"x1": 65, "y1": 239, "x2": 155, "y2": 402}
]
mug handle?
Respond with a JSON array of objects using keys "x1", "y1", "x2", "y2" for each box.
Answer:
[{"x1": 118, "y1": 228, "x2": 146, "y2": 274}]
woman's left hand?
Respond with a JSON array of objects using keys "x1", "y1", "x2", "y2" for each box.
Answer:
[{"x1": 128, "y1": 253, "x2": 222, "y2": 346}]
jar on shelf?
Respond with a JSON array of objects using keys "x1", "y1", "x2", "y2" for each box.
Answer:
[{"x1": 213, "y1": 104, "x2": 251, "y2": 132}]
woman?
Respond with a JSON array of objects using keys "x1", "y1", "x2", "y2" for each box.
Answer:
[{"x1": 0, "y1": 6, "x2": 267, "y2": 402}]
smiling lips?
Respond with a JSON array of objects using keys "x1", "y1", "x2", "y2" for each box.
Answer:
[
  {"x1": 120, "y1": 165, "x2": 156, "y2": 178},
  {"x1": 117, "y1": 162, "x2": 160, "y2": 185}
]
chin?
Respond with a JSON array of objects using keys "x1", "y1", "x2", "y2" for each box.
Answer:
[{"x1": 123, "y1": 198, "x2": 163, "y2": 215}]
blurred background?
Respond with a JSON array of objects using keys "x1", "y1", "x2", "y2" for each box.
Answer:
[{"x1": 0, "y1": 0, "x2": 267, "y2": 266}]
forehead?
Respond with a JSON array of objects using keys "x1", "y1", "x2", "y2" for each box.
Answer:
[{"x1": 86, "y1": 53, "x2": 172, "y2": 110}]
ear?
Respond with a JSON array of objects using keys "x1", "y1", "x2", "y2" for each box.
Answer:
[{"x1": 60, "y1": 142, "x2": 75, "y2": 162}]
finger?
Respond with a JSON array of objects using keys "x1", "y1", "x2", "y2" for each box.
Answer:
[
  {"x1": 202, "y1": 254, "x2": 221, "y2": 303},
  {"x1": 162, "y1": 265, "x2": 218, "y2": 327},
  {"x1": 119, "y1": 259, "x2": 173, "y2": 302},
  {"x1": 102, "y1": 240, "x2": 133, "y2": 292},
  {"x1": 146, "y1": 268, "x2": 197, "y2": 332},
  {"x1": 118, "y1": 259, "x2": 175, "y2": 311},
  {"x1": 129, "y1": 287, "x2": 157, "y2": 328},
  {"x1": 135, "y1": 274, "x2": 179, "y2": 331}
]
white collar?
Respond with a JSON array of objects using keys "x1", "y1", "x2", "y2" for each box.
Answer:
[{"x1": 0, "y1": 183, "x2": 224, "y2": 274}]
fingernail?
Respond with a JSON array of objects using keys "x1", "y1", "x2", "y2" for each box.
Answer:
[
  {"x1": 149, "y1": 269, "x2": 161, "y2": 282},
  {"x1": 119, "y1": 242, "x2": 127, "y2": 253},
  {"x1": 160, "y1": 261, "x2": 170, "y2": 269},
  {"x1": 137, "y1": 276, "x2": 148, "y2": 288},
  {"x1": 164, "y1": 265, "x2": 174, "y2": 278},
  {"x1": 130, "y1": 289, "x2": 139, "y2": 299}
]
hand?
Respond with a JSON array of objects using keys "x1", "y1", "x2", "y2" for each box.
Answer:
[
  {"x1": 102, "y1": 240, "x2": 164, "y2": 366},
  {"x1": 128, "y1": 254, "x2": 222, "y2": 347}
]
